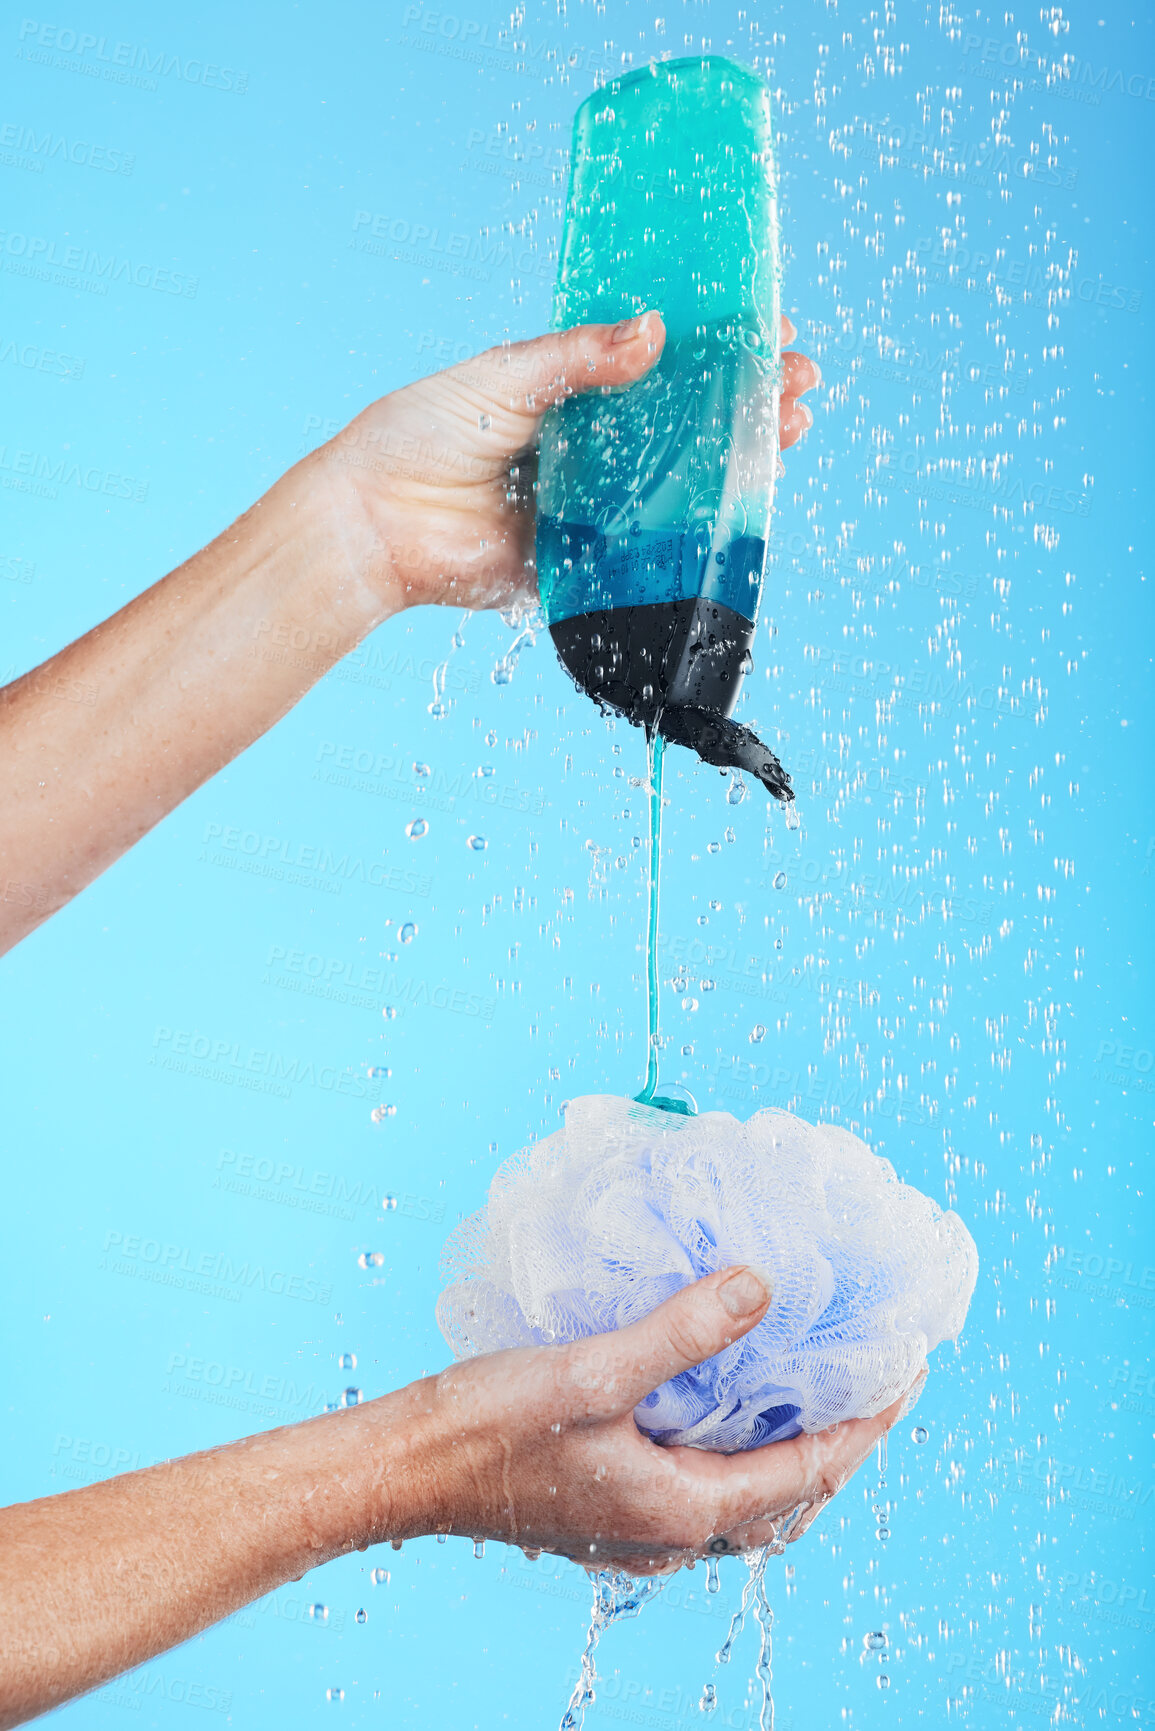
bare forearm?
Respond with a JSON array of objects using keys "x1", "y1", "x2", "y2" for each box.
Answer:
[
  {"x1": 0, "y1": 460, "x2": 394, "y2": 954},
  {"x1": 0, "y1": 1391, "x2": 435, "y2": 1727}
]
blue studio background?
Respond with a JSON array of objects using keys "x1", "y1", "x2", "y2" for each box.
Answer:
[{"x1": 2, "y1": 1, "x2": 1153, "y2": 1726}]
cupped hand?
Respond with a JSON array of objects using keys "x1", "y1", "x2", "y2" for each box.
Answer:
[
  {"x1": 407, "y1": 1267, "x2": 918, "y2": 1575},
  {"x1": 302, "y1": 315, "x2": 821, "y2": 616}
]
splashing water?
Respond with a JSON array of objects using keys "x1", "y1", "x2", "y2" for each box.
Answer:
[
  {"x1": 492, "y1": 601, "x2": 543, "y2": 686},
  {"x1": 559, "y1": 1569, "x2": 668, "y2": 1731},
  {"x1": 707, "y1": 1546, "x2": 780, "y2": 1731},
  {"x1": 429, "y1": 610, "x2": 471, "y2": 717},
  {"x1": 749, "y1": 1560, "x2": 775, "y2": 1731}
]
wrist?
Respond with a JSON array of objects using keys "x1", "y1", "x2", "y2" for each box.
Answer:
[
  {"x1": 280, "y1": 1383, "x2": 450, "y2": 1560},
  {"x1": 287, "y1": 438, "x2": 414, "y2": 622},
  {"x1": 242, "y1": 452, "x2": 406, "y2": 650}
]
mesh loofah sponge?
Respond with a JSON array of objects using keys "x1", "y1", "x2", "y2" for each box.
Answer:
[{"x1": 436, "y1": 1095, "x2": 978, "y2": 1451}]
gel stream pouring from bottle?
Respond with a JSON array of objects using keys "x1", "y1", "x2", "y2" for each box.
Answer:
[{"x1": 537, "y1": 56, "x2": 793, "y2": 805}]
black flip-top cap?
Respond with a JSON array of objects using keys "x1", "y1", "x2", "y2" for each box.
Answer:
[
  {"x1": 550, "y1": 595, "x2": 794, "y2": 803},
  {"x1": 656, "y1": 706, "x2": 793, "y2": 803}
]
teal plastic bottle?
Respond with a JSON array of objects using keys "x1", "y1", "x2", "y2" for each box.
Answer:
[{"x1": 536, "y1": 56, "x2": 792, "y2": 801}]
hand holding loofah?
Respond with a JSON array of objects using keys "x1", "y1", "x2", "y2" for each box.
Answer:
[{"x1": 437, "y1": 1096, "x2": 978, "y2": 1453}]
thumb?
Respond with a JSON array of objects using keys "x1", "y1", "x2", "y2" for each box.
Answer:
[
  {"x1": 520, "y1": 312, "x2": 667, "y2": 410},
  {"x1": 568, "y1": 1268, "x2": 771, "y2": 1423},
  {"x1": 447, "y1": 313, "x2": 666, "y2": 432}
]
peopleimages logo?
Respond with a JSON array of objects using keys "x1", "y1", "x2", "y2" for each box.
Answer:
[
  {"x1": 198, "y1": 821, "x2": 431, "y2": 898},
  {"x1": 398, "y1": 4, "x2": 614, "y2": 80},
  {"x1": 100, "y1": 1229, "x2": 334, "y2": 1306},
  {"x1": 350, "y1": 208, "x2": 554, "y2": 285},
  {"x1": 149, "y1": 1024, "x2": 370, "y2": 1099},
  {"x1": 0, "y1": 336, "x2": 85, "y2": 378},
  {"x1": 164, "y1": 1350, "x2": 328, "y2": 1418},
  {"x1": 876, "y1": 447, "x2": 1091, "y2": 518},
  {"x1": 0, "y1": 229, "x2": 198, "y2": 298},
  {"x1": 911, "y1": 235, "x2": 1141, "y2": 317},
  {"x1": 0, "y1": 119, "x2": 134, "y2": 174},
  {"x1": 0, "y1": 442, "x2": 147, "y2": 501},
  {"x1": 959, "y1": 32, "x2": 1155, "y2": 105},
  {"x1": 16, "y1": 19, "x2": 248, "y2": 94},
  {"x1": 1091, "y1": 1037, "x2": 1155, "y2": 1095}
]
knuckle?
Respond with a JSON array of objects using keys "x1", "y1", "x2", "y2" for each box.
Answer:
[{"x1": 663, "y1": 1308, "x2": 716, "y2": 1368}]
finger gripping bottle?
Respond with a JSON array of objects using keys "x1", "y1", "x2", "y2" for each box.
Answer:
[{"x1": 537, "y1": 55, "x2": 792, "y2": 801}]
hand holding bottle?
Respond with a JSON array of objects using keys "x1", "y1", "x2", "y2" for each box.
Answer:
[{"x1": 299, "y1": 311, "x2": 819, "y2": 615}]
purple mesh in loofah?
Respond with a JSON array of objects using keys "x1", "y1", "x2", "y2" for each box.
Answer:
[{"x1": 436, "y1": 1095, "x2": 978, "y2": 1452}]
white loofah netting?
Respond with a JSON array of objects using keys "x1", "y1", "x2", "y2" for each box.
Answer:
[{"x1": 436, "y1": 1095, "x2": 978, "y2": 1452}]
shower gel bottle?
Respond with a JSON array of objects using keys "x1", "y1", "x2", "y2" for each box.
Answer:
[{"x1": 537, "y1": 56, "x2": 792, "y2": 800}]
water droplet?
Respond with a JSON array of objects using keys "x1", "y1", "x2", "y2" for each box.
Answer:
[
  {"x1": 370, "y1": 1104, "x2": 396, "y2": 1124},
  {"x1": 785, "y1": 801, "x2": 801, "y2": 832},
  {"x1": 399, "y1": 921, "x2": 417, "y2": 944},
  {"x1": 912, "y1": 1425, "x2": 929, "y2": 1444},
  {"x1": 877, "y1": 1675, "x2": 890, "y2": 1690},
  {"x1": 750, "y1": 1024, "x2": 766, "y2": 1043},
  {"x1": 681, "y1": 1043, "x2": 694, "y2": 1056},
  {"x1": 371, "y1": 1568, "x2": 390, "y2": 1586},
  {"x1": 701, "y1": 978, "x2": 716, "y2": 992},
  {"x1": 705, "y1": 1558, "x2": 721, "y2": 1595},
  {"x1": 724, "y1": 827, "x2": 736, "y2": 844},
  {"x1": 707, "y1": 841, "x2": 721, "y2": 855},
  {"x1": 367, "y1": 1065, "x2": 391, "y2": 1081},
  {"x1": 436, "y1": 1532, "x2": 447, "y2": 1544},
  {"x1": 682, "y1": 997, "x2": 699, "y2": 1013},
  {"x1": 382, "y1": 1005, "x2": 397, "y2": 1020},
  {"x1": 474, "y1": 1539, "x2": 486, "y2": 1559},
  {"x1": 358, "y1": 1251, "x2": 384, "y2": 1270},
  {"x1": 406, "y1": 818, "x2": 428, "y2": 840},
  {"x1": 310, "y1": 1603, "x2": 329, "y2": 1622},
  {"x1": 699, "y1": 1683, "x2": 717, "y2": 1714},
  {"x1": 492, "y1": 666, "x2": 511, "y2": 686},
  {"x1": 341, "y1": 1387, "x2": 362, "y2": 1407},
  {"x1": 355, "y1": 1608, "x2": 368, "y2": 1625},
  {"x1": 727, "y1": 776, "x2": 747, "y2": 806},
  {"x1": 427, "y1": 700, "x2": 449, "y2": 720},
  {"x1": 486, "y1": 730, "x2": 497, "y2": 746},
  {"x1": 338, "y1": 1352, "x2": 357, "y2": 1371},
  {"x1": 478, "y1": 412, "x2": 492, "y2": 430},
  {"x1": 772, "y1": 870, "x2": 787, "y2": 890},
  {"x1": 413, "y1": 762, "x2": 430, "y2": 779},
  {"x1": 876, "y1": 1526, "x2": 890, "y2": 1542},
  {"x1": 476, "y1": 764, "x2": 495, "y2": 778},
  {"x1": 467, "y1": 835, "x2": 488, "y2": 851},
  {"x1": 326, "y1": 1687, "x2": 344, "y2": 1703},
  {"x1": 865, "y1": 1632, "x2": 887, "y2": 1651}
]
